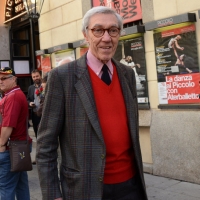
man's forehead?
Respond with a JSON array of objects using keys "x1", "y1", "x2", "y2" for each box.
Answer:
[
  {"x1": 32, "y1": 72, "x2": 40, "y2": 76},
  {"x1": 89, "y1": 13, "x2": 118, "y2": 26}
]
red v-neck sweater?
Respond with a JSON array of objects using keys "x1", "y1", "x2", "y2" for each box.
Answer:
[{"x1": 88, "y1": 65, "x2": 135, "y2": 184}]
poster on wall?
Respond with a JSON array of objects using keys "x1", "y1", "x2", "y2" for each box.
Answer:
[
  {"x1": 154, "y1": 23, "x2": 200, "y2": 104},
  {"x1": 55, "y1": 50, "x2": 75, "y2": 67},
  {"x1": 113, "y1": 36, "x2": 148, "y2": 103},
  {"x1": 80, "y1": 47, "x2": 89, "y2": 57},
  {"x1": 36, "y1": 55, "x2": 42, "y2": 71},
  {"x1": 41, "y1": 55, "x2": 51, "y2": 76},
  {"x1": 92, "y1": 0, "x2": 142, "y2": 24}
]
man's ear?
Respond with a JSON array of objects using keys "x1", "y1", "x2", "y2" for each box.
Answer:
[{"x1": 83, "y1": 32, "x2": 89, "y2": 44}]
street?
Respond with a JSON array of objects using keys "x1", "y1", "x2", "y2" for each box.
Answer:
[
  {"x1": 28, "y1": 165, "x2": 200, "y2": 200},
  {"x1": 29, "y1": 127, "x2": 200, "y2": 200}
]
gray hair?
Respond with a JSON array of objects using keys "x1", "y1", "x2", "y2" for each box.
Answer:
[{"x1": 82, "y1": 6, "x2": 123, "y2": 33}]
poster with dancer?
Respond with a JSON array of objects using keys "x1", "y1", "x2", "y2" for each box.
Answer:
[
  {"x1": 154, "y1": 23, "x2": 200, "y2": 104},
  {"x1": 113, "y1": 36, "x2": 148, "y2": 104}
]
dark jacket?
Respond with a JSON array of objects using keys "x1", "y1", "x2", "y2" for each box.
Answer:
[{"x1": 36, "y1": 54, "x2": 148, "y2": 200}]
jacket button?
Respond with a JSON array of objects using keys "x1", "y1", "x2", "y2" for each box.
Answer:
[
  {"x1": 99, "y1": 177, "x2": 103, "y2": 182},
  {"x1": 101, "y1": 154, "x2": 105, "y2": 159}
]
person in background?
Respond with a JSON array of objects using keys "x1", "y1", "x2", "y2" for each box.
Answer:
[
  {"x1": 36, "y1": 6, "x2": 148, "y2": 200},
  {"x1": 120, "y1": 55, "x2": 141, "y2": 82},
  {"x1": 0, "y1": 67, "x2": 31, "y2": 200},
  {"x1": 36, "y1": 73, "x2": 48, "y2": 117},
  {"x1": 168, "y1": 35, "x2": 184, "y2": 50},
  {"x1": 27, "y1": 69, "x2": 42, "y2": 137},
  {"x1": 174, "y1": 48, "x2": 193, "y2": 74}
]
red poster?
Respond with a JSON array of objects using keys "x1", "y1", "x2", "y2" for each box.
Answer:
[
  {"x1": 161, "y1": 24, "x2": 195, "y2": 38},
  {"x1": 36, "y1": 55, "x2": 42, "y2": 70},
  {"x1": 92, "y1": 0, "x2": 142, "y2": 24},
  {"x1": 166, "y1": 73, "x2": 200, "y2": 104},
  {"x1": 41, "y1": 56, "x2": 51, "y2": 73},
  {"x1": 80, "y1": 47, "x2": 89, "y2": 57}
]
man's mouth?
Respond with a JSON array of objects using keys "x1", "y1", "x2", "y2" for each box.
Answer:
[{"x1": 101, "y1": 46, "x2": 111, "y2": 50}]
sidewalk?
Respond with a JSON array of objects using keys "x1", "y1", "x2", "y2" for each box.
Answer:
[{"x1": 28, "y1": 128, "x2": 200, "y2": 200}]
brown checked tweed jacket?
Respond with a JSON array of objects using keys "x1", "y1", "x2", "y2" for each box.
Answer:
[{"x1": 36, "y1": 53, "x2": 148, "y2": 200}]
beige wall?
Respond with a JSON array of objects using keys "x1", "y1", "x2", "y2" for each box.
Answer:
[
  {"x1": 142, "y1": 1, "x2": 200, "y2": 182},
  {"x1": 39, "y1": 0, "x2": 90, "y2": 49},
  {"x1": 38, "y1": 1, "x2": 200, "y2": 181}
]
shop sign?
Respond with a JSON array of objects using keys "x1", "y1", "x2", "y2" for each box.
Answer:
[
  {"x1": 145, "y1": 13, "x2": 196, "y2": 31},
  {"x1": 5, "y1": 0, "x2": 25, "y2": 22},
  {"x1": 92, "y1": 0, "x2": 142, "y2": 24}
]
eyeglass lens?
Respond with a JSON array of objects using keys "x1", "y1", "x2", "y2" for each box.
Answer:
[{"x1": 0, "y1": 76, "x2": 13, "y2": 81}]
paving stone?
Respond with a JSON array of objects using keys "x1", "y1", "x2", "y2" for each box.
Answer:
[{"x1": 28, "y1": 154, "x2": 200, "y2": 200}]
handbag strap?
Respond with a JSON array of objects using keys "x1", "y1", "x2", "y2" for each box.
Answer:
[{"x1": 26, "y1": 117, "x2": 29, "y2": 141}]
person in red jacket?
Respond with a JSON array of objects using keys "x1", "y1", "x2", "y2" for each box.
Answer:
[{"x1": 0, "y1": 67, "x2": 31, "y2": 200}]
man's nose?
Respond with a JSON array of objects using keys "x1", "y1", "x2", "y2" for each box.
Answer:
[{"x1": 102, "y1": 30, "x2": 111, "y2": 41}]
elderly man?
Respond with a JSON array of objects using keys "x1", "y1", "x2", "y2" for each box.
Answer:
[
  {"x1": 36, "y1": 6, "x2": 148, "y2": 200},
  {"x1": 0, "y1": 67, "x2": 30, "y2": 200}
]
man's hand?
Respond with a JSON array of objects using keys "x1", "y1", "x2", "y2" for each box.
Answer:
[{"x1": 30, "y1": 102, "x2": 36, "y2": 107}]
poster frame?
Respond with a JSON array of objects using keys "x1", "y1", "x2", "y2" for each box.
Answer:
[
  {"x1": 152, "y1": 21, "x2": 200, "y2": 109},
  {"x1": 118, "y1": 26, "x2": 149, "y2": 110},
  {"x1": 0, "y1": 60, "x2": 10, "y2": 69}
]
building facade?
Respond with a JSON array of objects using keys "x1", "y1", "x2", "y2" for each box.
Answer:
[{"x1": 1, "y1": 0, "x2": 200, "y2": 184}]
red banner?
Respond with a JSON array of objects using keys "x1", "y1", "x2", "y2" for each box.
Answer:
[
  {"x1": 41, "y1": 56, "x2": 51, "y2": 74},
  {"x1": 80, "y1": 47, "x2": 89, "y2": 57},
  {"x1": 166, "y1": 73, "x2": 200, "y2": 104},
  {"x1": 161, "y1": 24, "x2": 196, "y2": 38},
  {"x1": 92, "y1": 0, "x2": 142, "y2": 24}
]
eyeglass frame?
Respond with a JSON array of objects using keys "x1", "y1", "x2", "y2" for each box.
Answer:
[
  {"x1": 86, "y1": 26, "x2": 121, "y2": 38},
  {"x1": 0, "y1": 75, "x2": 13, "y2": 81}
]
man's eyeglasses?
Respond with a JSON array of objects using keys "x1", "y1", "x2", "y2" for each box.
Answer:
[
  {"x1": 87, "y1": 27, "x2": 120, "y2": 38},
  {"x1": 0, "y1": 76, "x2": 13, "y2": 81}
]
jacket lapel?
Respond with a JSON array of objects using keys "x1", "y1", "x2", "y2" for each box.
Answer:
[
  {"x1": 112, "y1": 59, "x2": 138, "y2": 144},
  {"x1": 74, "y1": 55, "x2": 104, "y2": 144}
]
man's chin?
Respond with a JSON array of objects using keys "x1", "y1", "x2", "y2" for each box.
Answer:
[
  {"x1": 34, "y1": 80, "x2": 41, "y2": 84},
  {"x1": 99, "y1": 56, "x2": 112, "y2": 64}
]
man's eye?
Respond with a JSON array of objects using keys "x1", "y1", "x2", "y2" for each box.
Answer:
[
  {"x1": 110, "y1": 28, "x2": 118, "y2": 33},
  {"x1": 94, "y1": 28, "x2": 103, "y2": 33}
]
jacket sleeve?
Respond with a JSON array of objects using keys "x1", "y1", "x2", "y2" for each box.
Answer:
[
  {"x1": 36, "y1": 68, "x2": 65, "y2": 200},
  {"x1": 27, "y1": 86, "x2": 33, "y2": 106}
]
